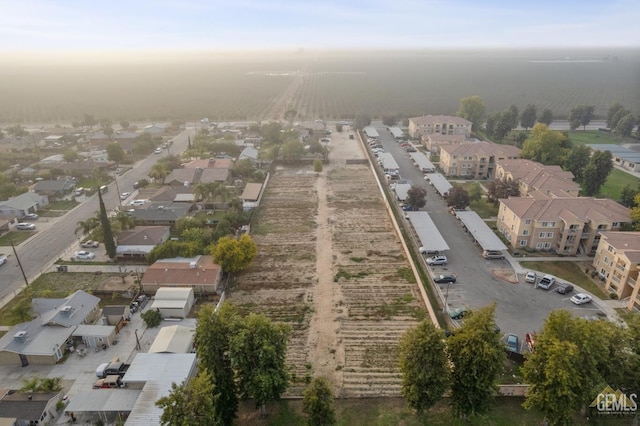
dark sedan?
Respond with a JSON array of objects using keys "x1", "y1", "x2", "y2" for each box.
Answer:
[
  {"x1": 556, "y1": 284, "x2": 574, "y2": 294},
  {"x1": 434, "y1": 274, "x2": 457, "y2": 284}
]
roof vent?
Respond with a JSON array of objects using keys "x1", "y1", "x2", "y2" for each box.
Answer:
[
  {"x1": 61, "y1": 306, "x2": 73, "y2": 313},
  {"x1": 189, "y1": 261, "x2": 197, "y2": 269},
  {"x1": 14, "y1": 331, "x2": 28, "y2": 343}
]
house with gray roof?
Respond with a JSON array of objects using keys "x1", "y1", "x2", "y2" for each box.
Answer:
[
  {"x1": 129, "y1": 202, "x2": 192, "y2": 226},
  {"x1": 165, "y1": 168, "x2": 202, "y2": 186},
  {"x1": 238, "y1": 146, "x2": 259, "y2": 163},
  {"x1": 0, "y1": 390, "x2": 61, "y2": 425},
  {"x1": 32, "y1": 179, "x2": 76, "y2": 199},
  {"x1": 0, "y1": 290, "x2": 100, "y2": 365},
  {"x1": 116, "y1": 226, "x2": 170, "y2": 262},
  {"x1": 0, "y1": 191, "x2": 49, "y2": 219}
]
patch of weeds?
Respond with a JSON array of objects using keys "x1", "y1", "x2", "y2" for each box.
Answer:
[
  {"x1": 335, "y1": 365, "x2": 343, "y2": 371},
  {"x1": 349, "y1": 256, "x2": 365, "y2": 263},
  {"x1": 397, "y1": 267, "x2": 416, "y2": 283},
  {"x1": 334, "y1": 269, "x2": 370, "y2": 282}
]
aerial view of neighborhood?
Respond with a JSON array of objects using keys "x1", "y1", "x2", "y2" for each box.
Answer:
[{"x1": 0, "y1": 1, "x2": 638, "y2": 425}]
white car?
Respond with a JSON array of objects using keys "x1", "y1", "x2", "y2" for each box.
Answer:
[
  {"x1": 74, "y1": 251, "x2": 96, "y2": 260},
  {"x1": 427, "y1": 255, "x2": 448, "y2": 266},
  {"x1": 129, "y1": 199, "x2": 146, "y2": 206},
  {"x1": 120, "y1": 192, "x2": 131, "y2": 200},
  {"x1": 154, "y1": 147, "x2": 163, "y2": 154},
  {"x1": 16, "y1": 223, "x2": 36, "y2": 230},
  {"x1": 23, "y1": 213, "x2": 39, "y2": 220},
  {"x1": 525, "y1": 271, "x2": 537, "y2": 283},
  {"x1": 570, "y1": 293, "x2": 592, "y2": 305},
  {"x1": 0, "y1": 255, "x2": 7, "y2": 266}
]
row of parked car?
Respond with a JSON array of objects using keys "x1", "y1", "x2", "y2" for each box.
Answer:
[{"x1": 525, "y1": 272, "x2": 592, "y2": 304}]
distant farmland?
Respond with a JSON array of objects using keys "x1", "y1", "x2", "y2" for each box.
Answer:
[{"x1": 1, "y1": 49, "x2": 638, "y2": 123}]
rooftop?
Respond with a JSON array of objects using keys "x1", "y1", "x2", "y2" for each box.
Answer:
[
  {"x1": 440, "y1": 141, "x2": 521, "y2": 158},
  {"x1": 142, "y1": 255, "x2": 221, "y2": 285},
  {"x1": 500, "y1": 196, "x2": 631, "y2": 223},
  {"x1": 116, "y1": 226, "x2": 169, "y2": 246},
  {"x1": 410, "y1": 115, "x2": 472, "y2": 126}
]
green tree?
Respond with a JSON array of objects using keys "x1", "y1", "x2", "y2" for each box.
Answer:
[
  {"x1": 563, "y1": 144, "x2": 591, "y2": 182},
  {"x1": 457, "y1": 96, "x2": 486, "y2": 132},
  {"x1": 487, "y1": 178, "x2": 519, "y2": 205},
  {"x1": 507, "y1": 104, "x2": 519, "y2": 129},
  {"x1": 101, "y1": 118, "x2": 114, "y2": 139},
  {"x1": 448, "y1": 305, "x2": 504, "y2": 418},
  {"x1": 619, "y1": 184, "x2": 639, "y2": 207},
  {"x1": 398, "y1": 321, "x2": 449, "y2": 414},
  {"x1": 230, "y1": 313, "x2": 290, "y2": 416},
  {"x1": 632, "y1": 194, "x2": 640, "y2": 230},
  {"x1": 284, "y1": 108, "x2": 297, "y2": 125},
  {"x1": 615, "y1": 113, "x2": 636, "y2": 137},
  {"x1": 487, "y1": 111, "x2": 515, "y2": 142},
  {"x1": 405, "y1": 186, "x2": 427, "y2": 210},
  {"x1": 82, "y1": 113, "x2": 97, "y2": 128},
  {"x1": 354, "y1": 113, "x2": 371, "y2": 129},
  {"x1": 606, "y1": 102, "x2": 627, "y2": 129},
  {"x1": 98, "y1": 190, "x2": 116, "y2": 259},
  {"x1": 6, "y1": 125, "x2": 28, "y2": 137},
  {"x1": 141, "y1": 309, "x2": 161, "y2": 327},
  {"x1": 313, "y1": 159, "x2": 323, "y2": 175},
  {"x1": 63, "y1": 148, "x2": 79, "y2": 162},
  {"x1": 581, "y1": 163, "x2": 601, "y2": 196},
  {"x1": 212, "y1": 234, "x2": 257, "y2": 273},
  {"x1": 446, "y1": 186, "x2": 470, "y2": 210},
  {"x1": 467, "y1": 182, "x2": 483, "y2": 203},
  {"x1": 303, "y1": 377, "x2": 336, "y2": 426},
  {"x1": 106, "y1": 142, "x2": 125, "y2": 164},
  {"x1": 280, "y1": 140, "x2": 305, "y2": 162},
  {"x1": 156, "y1": 370, "x2": 220, "y2": 426},
  {"x1": 149, "y1": 162, "x2": 169, "y2": 183},
  {"x1": 581, "y1": 150, "x2": 613, "y2": 196},
  {"x1": 382, "y1": 114, "x2": 397, "y2": 127},
  {"x1": 119, "y1": 120, "x2": 130, "y2": 130},
  {"x1": 521, "y1": 123, "x2": 571, "y2": 165},
  {"x1": 569, "y1": 105, "x2": 595, "y2": 131},
  {"x1": 195, "y1": 305, "x2": 240, "y2": 425},
  {"x1": 538, "y1": 108, "x2": 553, "y2": 126},
  {"x1": 520, "y1": 104, "x2": 537, "y2": 129},
  {"x1": 75, "y1": 215, "x2": 100, "y2": 237},
  {"x1": 11, "y1": 300, "x2": 33, "y2": 323}
]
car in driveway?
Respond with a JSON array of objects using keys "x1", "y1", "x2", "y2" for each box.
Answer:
[
  {"x1": 23, "y1": 213, "x2": 39, "y2": 220},
  {"x1": 120, "y1": 192, "x2": 131, "y2": 200},
  {"x1": 74, "y1": 251, "x2": 96, "y2": 260},
  {"x1": 556, "y1": 283, "x2": 574, "y2": 294},
  {"x1": 0, "y1": 255, "x2": 7, "y2": 266},
  {"x1": 525, "y1": 271, "x2": 537, "y2": 283},
  {"x1": 449, "y1": 306, "x2": 467, "y2": 320},
  {"x1": 434, "y1": 274, "x2": 457, "y2": 284},
  {"x1": 507, "y1": 334, "x2": 519, "y2": 352},
  {"x1": 482, "y1": 250, "x2": 504, "y2": 259},
  {"x1": 427, "y1": 255, "x2": 448, "y2": 266},
  {"x1": 570, "y1": 293, "x2": 592, "y2": 305},
  {"x1": 16, "y1": 223, "x2": 36, "y2": 230},
  {"x1": 537, "y1": 274, "x2": 556, "y2": 290},
  {"x1": 80, "y1": 240, "x2": 100, "y2": 248}
]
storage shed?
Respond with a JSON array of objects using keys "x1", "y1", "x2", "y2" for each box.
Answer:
[
  {"x1": 150, "y1": 288, "x2": 195, "y2": 319},
  {"x1": 148, "y1": 325, "x2": 195, "y2": 354}
]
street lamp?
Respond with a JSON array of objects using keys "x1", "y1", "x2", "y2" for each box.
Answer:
[{"x1": 443, "y1": 281, "x2": 451, "y2": 313}]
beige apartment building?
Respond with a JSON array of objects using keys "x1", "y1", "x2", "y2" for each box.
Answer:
[
  {"x1": 497, "y1": 197, "x2": 630, "y2": 256},
  {"x1": 592, "y1": 232, "x2": 640, "y2": 311},
  {"x1": 408, "y1": 115, "x2": 472, "y2": 139},
  {"x1": 439, "y1": 142, "x2": 521, "y2": 179},
  {"x1": 421, "y1": 133, "x2": 466, "y2": 153},
  {"x1": 495, "y1": 159, "x2": 581, "y2": 197}
]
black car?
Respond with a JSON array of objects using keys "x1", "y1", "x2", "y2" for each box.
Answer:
[
  {"x1": 434, "y1": 274, "x2": 457, "y2": 284},
  {"x1": 556, "y1": 284, "x2": 574, "y2": 294}
]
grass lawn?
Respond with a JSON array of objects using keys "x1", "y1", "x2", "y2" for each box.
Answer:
[
  {"x1": 0, "y1": 231, "x2": 36, "y2": 246},
  {"x1": 599, "y1": 168, "x2": 640, "y2": 200},
  {"x1": 567, "y1": 130, "x2": 626, "y2": 146},
  {"x1": 520, "y1": 261, "x2": 608, "y2": 299},
  {"x1": 44, "y1": 200, "x2": 79, "y2": 210},
  {"x1": 236, "y1": 396, "x2": 623, "y2": 426},
  {"x1": 470, "y1": 199, "x2": 499, "y2": 218}
]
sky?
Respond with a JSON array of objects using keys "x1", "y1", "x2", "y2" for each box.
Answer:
[{"x1": 0, "y1": 0, "x2": 638, "y2": 52}]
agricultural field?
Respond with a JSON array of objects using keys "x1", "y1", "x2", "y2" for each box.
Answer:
[
  {"x1": 1, "y1": 49, "x2": 638, "y2": 123},
  {"x1": 232, "y1": 130, "x2": 427, "y2": 397}
]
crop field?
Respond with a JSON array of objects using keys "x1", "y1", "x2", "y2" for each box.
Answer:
[
  {"x1": 1, "y1": 49, "x2": 638, "y2": 123},
  {"x1": 231, "y1": 130, "x2": 426, "y2": 397}
]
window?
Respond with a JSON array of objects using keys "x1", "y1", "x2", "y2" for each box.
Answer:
[
  {"x1": 607, "y1": 245, "x2": 614, "y2": 252},
  {"x1": 546, "y1": 232, "x2": 553, "y2": 238},
  {"x1": 520, "y1": 240, "x2": 527, "y2": 246},
  {"x1": 525, "y1": 219, "x2": 531, "y2": 225},
  {"x1": 544, "y1": 243, "x2": 551, "y2": 249},
  {"x1": 522, "y1": 230, "x2": 529, "y2": 236},
  {"x1": 550, "y1": 222, "x2": 556, "y2": 227},
  {"x1": 604, "y1": 257, "x2": 610, "y2": 265},
  {"x1": 539, "y1": 232, "x2": 545, "y2": 238},
  {"x1": 542, "y1": 222, "x2": 548, "y2": 227},
  {"x1": 536, "y1": 242, "x2": 544, "y2": 249}
]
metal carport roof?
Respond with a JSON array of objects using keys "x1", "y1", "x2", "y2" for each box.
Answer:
[
  {"x1": 455, "y1": 211, "x2": 507, "y2": 251},
  {"x1": 406, "y1": 212, "x2": 450, "y2": 252},
  {"x1": 424, "y1": 173, "x2": 453, "y2": 196},
  {"x1": 409, "y1": 152, "x2": 436, "y2": 172},
  {"x1": 65, "y1": 389, "x2": 141, "y2": 413},
  {"x1": 393, "y1": 183, "x2": 411, "y2": 201}
]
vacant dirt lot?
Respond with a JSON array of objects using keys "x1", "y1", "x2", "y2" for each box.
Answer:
[{"x1": 232, "y1": 129, "x2": 426, "y2": 397}]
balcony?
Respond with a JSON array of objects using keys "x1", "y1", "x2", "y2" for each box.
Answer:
[
  {"x1": 629, "y1": 277, "x2": 637, "y2": 288},
  {"x1": 616, "y1": 264, "x2": 626, "y2": 272}
]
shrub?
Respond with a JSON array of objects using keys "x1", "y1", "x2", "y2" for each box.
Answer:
[{"x1": 141, "y1": 309, "x2": 161, "y2": 328}]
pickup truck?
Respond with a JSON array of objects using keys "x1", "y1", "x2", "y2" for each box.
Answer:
[
  {"x1": 93, "y1": 375, "x2": 125, "y2": 389},
  {"x1": 537, "y1": 275, "x2": 556, "y2": 290},
  {"x1": 96, "y1": 361, "x2": 130, "y2": 378}
]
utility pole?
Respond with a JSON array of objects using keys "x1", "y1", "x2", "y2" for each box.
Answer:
[{"x1": 10, "y1": 239, "x2": 29, "y2": 287}]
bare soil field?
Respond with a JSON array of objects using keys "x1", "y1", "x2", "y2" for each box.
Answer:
[{"x1": 232, "y1": 129, "x2": 427, "y2": 397}]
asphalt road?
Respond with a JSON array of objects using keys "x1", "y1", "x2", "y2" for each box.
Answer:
[
  {"x1": 369, "y1": 123, "x2": 603, "y2": 343},
  {"x1": 0, "y1": 128, "x2": 194, "y2": 304}
]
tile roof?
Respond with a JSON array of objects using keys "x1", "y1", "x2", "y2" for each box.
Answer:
[
  {"x1": 410, "y1": 115, "x2": 472, "y2": 126},
  {"x1": 142, "y1": 255, "x2": 221, "y2": 285},
  {"x1": 500, "y1": 197, "x2": 631, "y2": 223},
  {"x1": 440, "y1": 141, "x2": 521, "y2": 158},
  {"x1": 599, "y1": 232, "x2": 640, "y2": 262}
]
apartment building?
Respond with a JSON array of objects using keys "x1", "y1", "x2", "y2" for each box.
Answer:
[
  {"x1": 592, "y1": 232, "x2": 640, "y2": 311},
  {"x1": 439, "y1": 142, "x2": 521, "y2": 179},
  {"x1": 408, "y1": 115, "x2": 472, "y2": 139},
  {"x1": 497, "y1": 197, "x2": 630, "y2": 256},
  {"x1": 495, "y1": 159, "x2": 581, "y2": 197},
  {"x1": 421, "y1": 133, "x2": 466, "y2": 153}
]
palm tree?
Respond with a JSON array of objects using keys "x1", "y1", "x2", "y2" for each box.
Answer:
[
  {"x1": 149, "y1": 163, "x2": 169, "y2": 184},
  {"x1": 75, "y1": 215, "x2": 100, "y2": 237}
]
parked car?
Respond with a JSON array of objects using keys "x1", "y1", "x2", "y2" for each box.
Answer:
[
  {"x1": 434, "y1": 274, "x2": 457, "y2": 284},
  {"x1": 538, "y1": 274, "x2": 556, "y2": 290},
  {"x1": 129, "y1": 199, "x2": 146, "y2": 206},
  {"x1": 23, "y1": 213, "x2": 39, "y2": 220},
  {"x1": 80, "y1": 240, "x2": 99, "y2": 248},
  {"x1": 482, "y1": 250, "x2": 504, "y2": 259},
  {"x1": 0, "y1": 255, "x2": 7, "y2": 266},
  {"x1": 115, "y1": 168, "x2": 123, "y2": 175},
  {"x1": 570, "y1": 293, "x2": 592, "y2": 305},
  {"x1": 427, "y1": 255, "x2": 448, "y2": 266},
  {"x1": 507, "y1": 334, "x2": 519, "y2": 352},
  {"x1": 154, "y1": 147, "x2": 163, "y2": 154},
  {"x1": 525, "y1": 271, "x2": 537, "y2": 283},
  {"x1": 449, "y1": 306, "x2": 467, "y2": 320},
  {"x1": 120, "y1": 192, "x2": 131, "y2": 200},
  {"x1": 93, "y1": 375, "x2": 124, "y2": 389},
  {"x1": 556, "y1": 283, "x2": 574, "y2": 294},
  {"x1": 419, "y1": 247, "x2": 439, "y2": 255},
  {"x1": 402, "y1": 205, "x2": 418, "y2": 211},
  {"x1": 74, "y1": 251, "x2": 96, "y2": 260},
  {"x1": 133, "y1": 181, "x2": 140, "y2": 189},
  {"x1": 74, "y1": 187, "x2": 84, "y2": 196},
  {"x1": 16, "y1": 223, "x2": 36, "y2": 230}
]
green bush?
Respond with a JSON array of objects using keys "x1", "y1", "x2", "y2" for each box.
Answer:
[{"x1": 141, "y1": 309, "x2": 161, "y2": 328}]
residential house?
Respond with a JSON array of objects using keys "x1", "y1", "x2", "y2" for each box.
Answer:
[
  {"x1": 0, "y1": 390, "x2": 61, "y2": 425},
  {"x1": 200, "y1": 167, "x2": 230, "y2": 184},
  {"x1": 0, "y1": 192, "x2": 49, "y2": 219},
  {"x1": 32, "y1": 179, "x2": 76, "y2": 199},
  {"x1": 0, "y1": 290, "x2": 101, "y2": 365},
  {"x1": 54, "y1": 160, "x2": 111, "y2": 176},
  {"x1": 39, "y1": 154, "x2": 65, "y2": 165},
  {"x1": 241, "y1": 182, "x2": 263, "y2": 211},
  {"x1": 588, "y1": 144, "x2": 640, "y2": 173},
  {"x1": 128, "y1": 202, "x2": 191, "y2": 226},
  {"x1": 495, "y1": 159, "x2": 580, "y2": 197},
  {"x1": 115, "y1": 226, "x2": 170, "y2": 262},
  {"x1": 439, "y1": 142, "x2": 521, "y2": 179},
  {"x1": 143, "y1": 123, "x2": 167, "y2": 134},
  {"x1": 408, "y1": 115, "x2": 472, "y2": 139},
  {"x1": 497, "y1": 196, "x2": 630, "y2": 256},
  {"x1": 141, "y1": 255, "x2": 223, "y2": 295},
  {"x1": 421, "y1": 133, "x2": 466, "y2": 153},
  {"x1": 238, "y1": 146, "x2": 259, "y2": 164},
  {"x1": 164, "y1": 168, "x2": 202, "y2": 187},
  {"x1": 592, "y1": 232, "x2": 640, "y2": 311}
]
